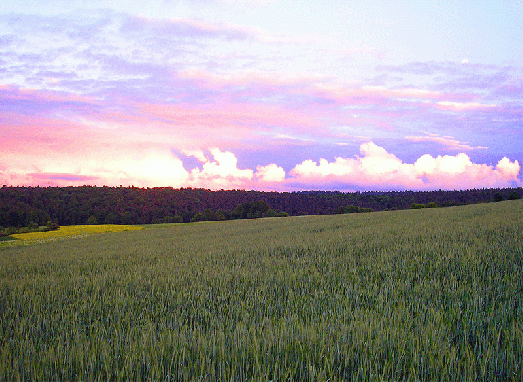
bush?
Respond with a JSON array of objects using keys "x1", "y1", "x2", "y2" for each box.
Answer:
[
  {"x1": 190, "y1": 212, "x2": 204, "y2": 222},
  {"x1": 163, "y1": 215, "x2": 183, "y2": 224},
  {"x1": 46, "y1": 221, "x2": 60, "y2": 231},
  {"x1": 265, "y1": 209, "x2": 288, "y2": 218},
  {"x1": 5, "y1": 227, "x2": 18, "y2": 235},
  {"x1": 337, "y1": 205, "x2": 373, "y2": 214},
  {"x1": 411, "y1": 203, "x2": 426, "y2": 209}
]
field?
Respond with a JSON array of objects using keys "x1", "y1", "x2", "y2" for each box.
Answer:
[{"x1": 0, "y1": 201, "x2": 522, "y2": 381}]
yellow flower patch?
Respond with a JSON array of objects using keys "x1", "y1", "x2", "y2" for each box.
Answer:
[{"x1": 10, "y1": 224, "x2": 143, "y2": 244}]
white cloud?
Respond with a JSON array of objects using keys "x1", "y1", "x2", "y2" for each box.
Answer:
[
  {"x1": 359, "y1": 142, "x2": 403, "y2": 176},
  {"x1": 2, "y1": 142, "x2": 520, "y2": 191},
  {"x1": 0, "y1": 149, "x2": 190, "y2": 188},
  {"x1": 291, "y1": 142, "x2": 417, "y2": 186},
  {"x1": 256, "y1": 163, "x2": 285, "y2": 182},
  {"x1": 412, "y1": 153, "x2": 520, "y2": 188},
  {"x1": 109, "y1": 152, "x2": 190, "y2": 187},
  {"x1": 189, "y1": 148, "x2": 254, "y2": 188},
  {"x1": 496, "y1": 156, "x2": 521, "y2": 176},
  {"x1": 290, "y1": 142, "x2": 521, "y2": 190}
]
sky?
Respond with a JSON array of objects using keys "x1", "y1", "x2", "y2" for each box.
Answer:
[{"x1": 0, "y1": 0, "x2": 522, "y2": 191}]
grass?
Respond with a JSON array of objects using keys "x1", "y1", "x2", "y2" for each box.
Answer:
[{"x1": 0, "y1": 200, "x2": 522, "y2": 380}]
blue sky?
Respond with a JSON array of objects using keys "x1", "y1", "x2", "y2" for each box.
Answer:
[{"x1": 0, "y1": 0, "x2": 521, "y2": 190}]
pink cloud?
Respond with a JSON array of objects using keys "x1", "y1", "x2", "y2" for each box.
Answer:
[
  {"x1": 179, "y1": 69, "x2": 449, "y2": 103},
  {"x1": 436, "y1": 101, "x2": 497, "y2": 111},
  {"x1": 360, "y1": 86, "x2": 443, "y2": 100},
  {"x1": 178, "y1": 69, "x2": 331, "y2": 89},
  {"x1": 177, "y1": 69, "x2": 454, "y2": 110},
  {"x1": 0, "y1": 103, "x2": 192, "y2": 188},
  {"x1": 122, "y1": 15, "x2": 306, "y2": 44},
  {"x1": 170, "y1": 70, "x2": 509, "y2": 142},
  {"x1": 0, "y1": 84, "x2": 98, "y2": 105},
  {"x1": 310, "y1": 83, "x2": 444, "y2": 104},
  {"x1": 137, "y1": 101, "x2": 324, "y2": 138},
  {"x1": 405, "y1": 133, "x2": 488, "y2": 151},
  {"x1": 176, "y1": 69, "x2": 487, "y2": 131},
  {"x1": 123, "y1": 16, "x2": 251, "y2": 40},
  {"x1": 219, "y1": 0, "x2": 276, "y2": 5}
]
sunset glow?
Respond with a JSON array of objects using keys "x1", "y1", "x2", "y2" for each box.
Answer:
[{"x1": 1, "y1": 1, "x2": 521, "y2": 190}]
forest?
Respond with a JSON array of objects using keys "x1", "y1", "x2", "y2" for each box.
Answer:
[{"x1": 0, "y1": 185, "x2": 521, "y2": 229}]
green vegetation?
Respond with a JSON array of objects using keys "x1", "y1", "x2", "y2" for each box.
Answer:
[
  {"x1": 411, "y1": 202, "x2": 439, "y2": 209},
  {"x1": 190, "y1": 200, "x2": 288, "y2": 222},
  {"x1": 0, "y1": 200, "x2": 522, "y2": 380},
  {"x1": 0, "y1": 220, "x2": 59, "y2": 238},
  {"x1": 336, "y1": 204, "x2": 374, "y2": 214}
]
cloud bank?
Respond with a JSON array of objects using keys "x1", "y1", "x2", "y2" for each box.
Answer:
[
  {"x1": 1, "y1": 142, "x2": 519, "y2": 191},
  {"x1": 289, "y1": 142, "x2": 520, "y2": 190}
]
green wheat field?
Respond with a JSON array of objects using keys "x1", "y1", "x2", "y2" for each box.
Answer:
[{"x1": 1, "y1": 200, "x2": 522, "y2": 381}]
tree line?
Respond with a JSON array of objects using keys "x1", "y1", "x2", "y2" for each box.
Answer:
[{"x1": 0, "y1": 185, "x2": 521, "y2": 230}]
